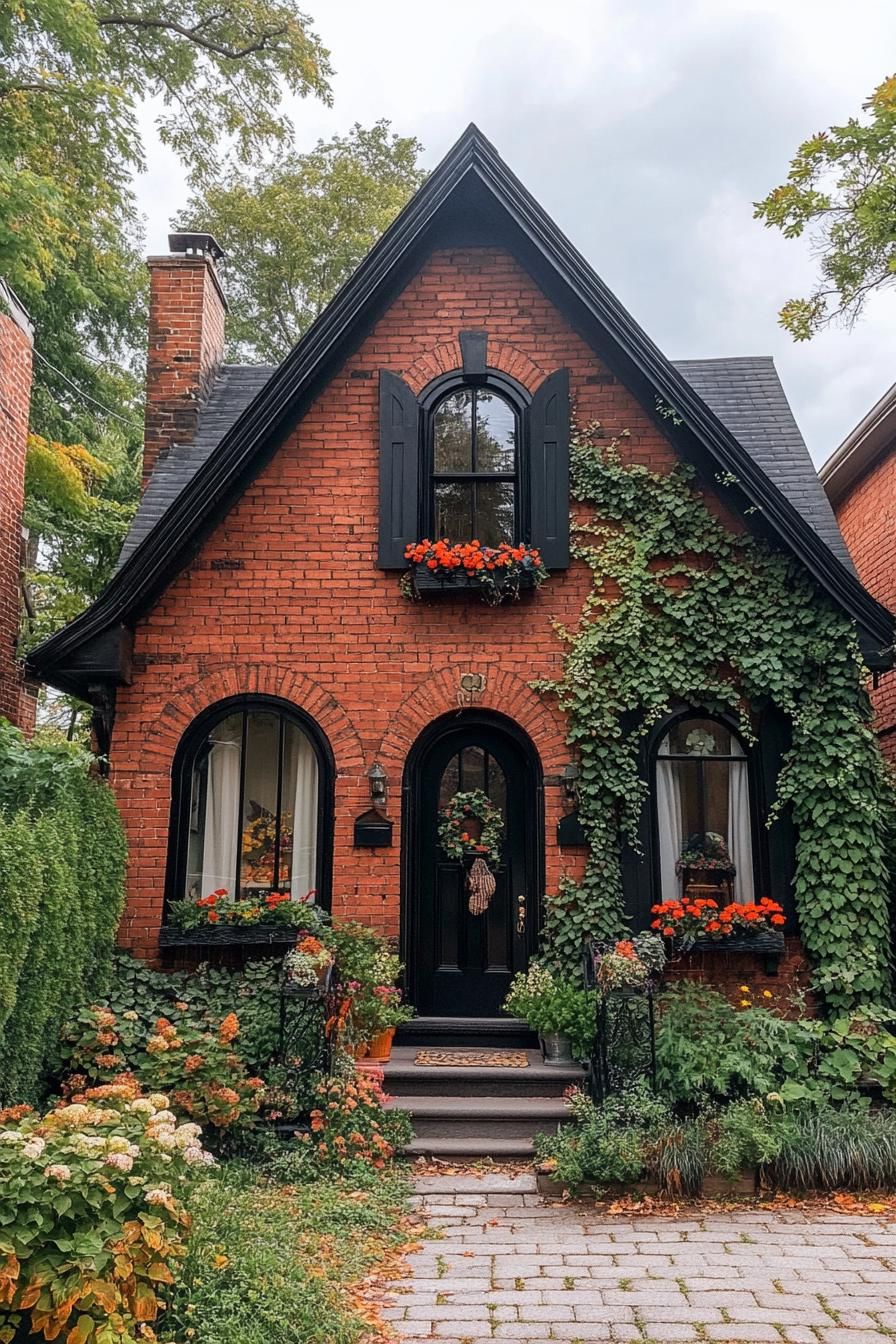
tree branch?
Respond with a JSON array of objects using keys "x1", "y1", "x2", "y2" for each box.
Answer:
[{"x1": 96, "y1": 12, "x2": 288, "y2": 60}]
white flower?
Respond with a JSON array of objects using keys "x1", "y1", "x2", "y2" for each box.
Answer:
[
  {"x1": 0, "y1": 1130, "x2": 25, "y2": 1145},
  {"x1": 107, "y1": 1136, "x2": 131, "y2": 1154},
  {"x1": 104, "y1": 1152, "x2": 134, "y2": 1172},
  {"x1": 22, "y1": 1137, "x2": 45, "y2": 1160},
  {"x1": 151, "y1": 1110, "x2": 176, "y2": 1126},
  {"x1": 144, "y1": 1186, "x2": 172, "y2": 1204},
  {"x1": 57, "y1": 1104, "x2": 90, "y2": 1124},
  {"x1": 174, "y1": 1124, "x2": 202, "y2": 1149},
  {"x1": 44, "y1": 1164, "x2": 71, "y2": 1182},
  {"x1": 151, "y1": 1130, "x2": 178, "y2": 1152},
  {"x1": 128, "y1": 1099, "x2": 154, "y2": 1115},
  {"x1": 148, "y1": 1094, "x2": 170, "y2": 1111},
  {"x1": 122, "y1": 1010, "x2": 139, "y2": 1021},
  {"x1": 181, "y1": 1144, "x2": 216, "y2": 1166}
]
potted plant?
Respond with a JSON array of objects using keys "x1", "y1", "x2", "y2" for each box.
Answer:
[
  {"x1": 283, "y1": 935, "x2": 334, "y2": 994},
  {"x1": 326, "y1": 922, "x2": 412, "y2": 1061},
  {"x1": 503, "y1": 962, "x2": 595, "y2": 1065},
  {"x1": 162, "y1": 887, "x2": 328, "y2": 946},
  {"x1": 591, "y1": 933, "x2": 666, "y2": 993}
]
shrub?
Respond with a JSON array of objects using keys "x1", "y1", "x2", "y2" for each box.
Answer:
[
  {"x1": 294, "y1": 1068, "x2": 411, "y2": 1174},
  {"x1": 654, "y1": 984, "x2": 815, "y2": 1107},
  {"x1": 0, "y1": 1082, "x2": 213, "y2": 1342},
  {"x1": 0, "y1": 723, "x2": 126, "y2": 1104},
  {"x1": 535, "y1": 1081, "x2": 669, "y2": 1188},
  {"x1": 705, "y1": 1098, "x2": 790, "y2": 1177},
  {"x1": 60, "y1": 1005, "x2": 264, "y2": 1132}
]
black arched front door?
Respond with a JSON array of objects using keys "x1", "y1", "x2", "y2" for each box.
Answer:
[{"x1": 404, "y1": 716, "x2": 541, "y2": 1018}]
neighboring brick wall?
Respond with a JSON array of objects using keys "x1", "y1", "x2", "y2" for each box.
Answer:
[
  {"x1": 112, "y1": 247, "x2": 797, "y2": 973},
  {"x1": 143, "y1": 253, "x2": 226, "y2": 490},
  {"x1": 0, "y1": 288, "x2": 36, "y2": 733},
  {"x1": 832, "y1": 450, "x2": 896, "y2": 759}
]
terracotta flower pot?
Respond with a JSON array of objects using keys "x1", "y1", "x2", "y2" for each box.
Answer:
[{"x1": 366, "y1": 1027, "x2": 396, "y2": 1061}]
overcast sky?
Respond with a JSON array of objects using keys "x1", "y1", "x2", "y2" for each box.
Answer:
[{"x1": 137, "y1": 0, "x2": 896, "y2": 466}]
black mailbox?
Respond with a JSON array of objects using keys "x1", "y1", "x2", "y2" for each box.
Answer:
[
  {"x1": 353, "y1": 808, "x2": 393, "y2": 848},
  {"x1": 557, "y1": 810, "x2": 588, "y2": 847}
]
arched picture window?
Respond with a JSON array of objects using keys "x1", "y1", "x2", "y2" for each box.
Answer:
[
  {"x1": 178, "y1": 703, "x2": 322, "y2": 904},
  {"x1": 654, "y1": 715, "x2": 755, "y2": 905},
  {"x1": 431, "y1": 387, "x2": 518, "y2": 544}
]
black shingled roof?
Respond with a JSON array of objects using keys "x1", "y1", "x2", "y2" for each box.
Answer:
[{"x1": 117, "y1": 356, "x2": 854, "y2": 574}]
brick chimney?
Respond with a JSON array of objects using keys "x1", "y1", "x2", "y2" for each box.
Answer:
[
  {"x1": 0, "y1": 279, "x2": 37, "y2": 733},
  {"x1": 144, "y1": 232, "x2": 228, "y2": 490}
]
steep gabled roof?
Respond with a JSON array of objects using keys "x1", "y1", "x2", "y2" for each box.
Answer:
[{"x1": 28, "y1": 123, "x2": 894, "y2": 693}]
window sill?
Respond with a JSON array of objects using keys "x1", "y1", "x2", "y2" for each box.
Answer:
[
  {"x1": 158, "y1": 924, "x2": 299, "y2": 949},
  {"x1": 407, "y1": 566, "x2": 539, "y2": 601}
]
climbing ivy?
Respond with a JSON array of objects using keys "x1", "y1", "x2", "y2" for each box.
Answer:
[{"x1": 536, "y1": 424, "x2": 893, "y2": 1010}]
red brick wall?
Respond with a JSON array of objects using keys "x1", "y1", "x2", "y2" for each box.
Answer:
[
  {"x1": 143, "y1": 254, "x2": 226, "y2": 490},
  {"x1": 665, "y1": 938, "x2": 815, "y2": 1015},
  {"x1": 0, "y1": 298, "x2": 36, "y2": 733},
  {"x1": 832, "y1": 452, "x2": 896, "y2": 758},
  {"x1": 113, "y1": 247, "x2": 768, "y2": 960}
]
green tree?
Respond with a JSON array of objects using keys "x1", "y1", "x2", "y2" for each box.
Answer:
[
  {"x1": 181, "y1": 120, "x2": 426, "y2": 360},
  {"x1": 1, "y1": 0, "x2": 333, "y2": 448},
  {"x1": 755, "y1": 74, "x2": 896, "y2": 339}
]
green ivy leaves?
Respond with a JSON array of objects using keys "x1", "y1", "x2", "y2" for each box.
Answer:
[{"x1": 539, "y1": 424, "x2": 893, "y2": 1009}]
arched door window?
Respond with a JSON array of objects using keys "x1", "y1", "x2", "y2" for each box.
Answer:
[
  {"x1": 173, "y1": 700, "x2": 326, "y2": 906},
  {"x1": 431, "y1": 387, "x2": 518, "y2": 544},
  {"x1": 654, "y1": 715, "x2": 755, "y2": 905}
]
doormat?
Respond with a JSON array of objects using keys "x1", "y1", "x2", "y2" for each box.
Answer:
[{"x1": 414, "y1": 1049, "x2": 529, "y2": 1068}]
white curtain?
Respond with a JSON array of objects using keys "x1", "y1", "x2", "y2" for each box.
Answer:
[
  {"x1": 290, "y1": 732, "x2": 319, "y2": 901},
  {"x1": 200, "y1": 741, "x2": 241, "y2": 898},
  {"x1": 656, "y1": 758, "x2": 683, "y2": 904},
  {"x1": 728, "y1": 761, "x2": 754, "y2": 904}
]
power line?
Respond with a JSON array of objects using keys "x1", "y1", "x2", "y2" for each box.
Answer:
[{"x1": 31, "y1": 345, "x2": 144, "y2": 431}]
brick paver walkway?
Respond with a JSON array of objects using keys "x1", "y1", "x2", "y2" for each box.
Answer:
[{"x1": 382, "y1": 1172, "x2": 896, "y2": 1343}]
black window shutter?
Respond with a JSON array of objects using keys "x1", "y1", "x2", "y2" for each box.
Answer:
[
  {"x1": 378, "y1": 370, "x2": 420, "y2": 569},
  {"x1": 529, "y1": 367, "x2": 570, "y2": 569}
]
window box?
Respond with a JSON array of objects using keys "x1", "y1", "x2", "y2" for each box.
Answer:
[
  {"x1": 407, "y1": 564, "x2": 539, "y2": 601},
  {"x1": 158, "y1": 924, "x2": 299, "y2": 950},
  {"x1": 672, "y1": 929, "x2": 786, "y2": 975}
]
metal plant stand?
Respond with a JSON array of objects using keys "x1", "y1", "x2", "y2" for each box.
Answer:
[
  {"x1": 583, "y1": 941, "x2": 658, "y2": 1104},
  {"x1": 278, "y1": 963, "x2": 338, "y2": 1079}
]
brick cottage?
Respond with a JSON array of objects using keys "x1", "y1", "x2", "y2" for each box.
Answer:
[{"x1": 29, "y1": 126, "x2": 894, "y2": 1017}]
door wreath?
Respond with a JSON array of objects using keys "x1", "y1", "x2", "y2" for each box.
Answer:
[{"x1": 437, "y1": 789, "x2": 504, "y2": 916}]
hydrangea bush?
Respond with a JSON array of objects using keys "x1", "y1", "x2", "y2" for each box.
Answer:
[
  {"x1": 0, "y1": 1080, "x2": 213, "y2": 1343},
  {"x1": 60, "y1": 1007, "x2": 264, "y2": 1131}
]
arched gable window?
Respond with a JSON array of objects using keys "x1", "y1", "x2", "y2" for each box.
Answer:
[
  {"x1": 654, "y1": 714, "x2": 755, "y2": 906},
  {"x1": 431, "y1": 387, "x2": 518, "y2": 545},
  {"x1": 167, "y1": 697, "x2": 332, "y2": 911}
]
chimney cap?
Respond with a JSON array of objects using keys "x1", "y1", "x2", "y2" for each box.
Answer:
[{"x1": 168, "y1": 231, "x2": 226, "y2": 263}]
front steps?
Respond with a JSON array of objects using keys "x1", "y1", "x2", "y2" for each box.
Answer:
[{"x1": 372, "y1": 1018, "x2": 583, "y2": 1160}]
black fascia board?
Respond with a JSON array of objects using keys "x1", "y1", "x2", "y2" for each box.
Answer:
[{"x1": 28, "y1": 123, "x2": 894, "y2": 686}]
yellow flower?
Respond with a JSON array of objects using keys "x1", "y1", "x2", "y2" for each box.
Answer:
[
  {"x1": 213, "y1": 1254, "x2": 229, "y2": 1269},
  {"x1": 739, "y1": 984, "x2": 750, "y2": 994},
  {"x1": 762, "y1": 990, "x2": 773, "y2": 999},
  {"x1": 739, "y1": 999, "x2": 751, "y2": 1007}
]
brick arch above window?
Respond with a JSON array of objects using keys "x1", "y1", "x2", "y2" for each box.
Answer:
[
  {"x1": 402, "y1": 339, "x2": 547, "y2": 397},
  {"x1": 137, "y1": 664, "x2": 365, "y2": 777}
]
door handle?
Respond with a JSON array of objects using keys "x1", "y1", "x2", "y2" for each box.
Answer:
[{"x1": 516, "y1": 893, "x2": 526, "y2": 935}]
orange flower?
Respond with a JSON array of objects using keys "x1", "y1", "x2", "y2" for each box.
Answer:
[{"x1": 218, "y1": 1012, "x2": 240, "y2": 1044}]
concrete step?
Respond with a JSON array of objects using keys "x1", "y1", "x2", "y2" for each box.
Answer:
[
  {"x1": 376, "y1": 1046, "x2": 583, "y2": 1097},
  {"x1": 395, "y1": 1016, "x2": 538, "y2": 1049},
  {"x1": 389, "y1": 1093, "x2": 568, "y2": 1140},
  {"x1": 404, "y1": 1134, "x2": 537, "y2": 1160}
]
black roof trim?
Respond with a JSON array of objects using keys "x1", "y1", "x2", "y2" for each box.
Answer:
[{"x1": 28, "y1": 123, "x2": 893, "y2": 687}]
